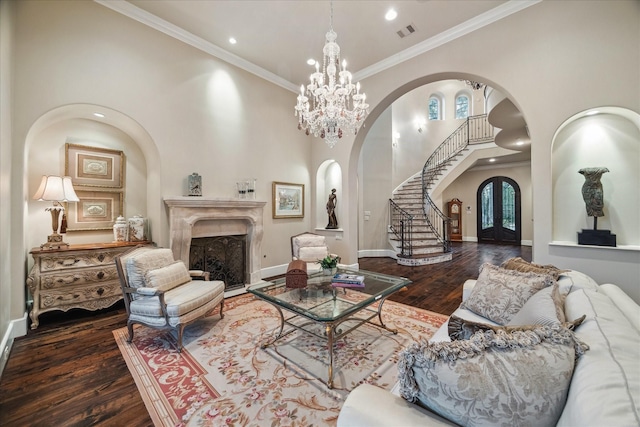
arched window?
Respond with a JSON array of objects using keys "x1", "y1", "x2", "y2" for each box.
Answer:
[
  {"x1": 428, "y1": 96, "x2": 441, "y2": 120},
  {"x1": 455, "y1": 95, "x2": 470, "y2": 119}
]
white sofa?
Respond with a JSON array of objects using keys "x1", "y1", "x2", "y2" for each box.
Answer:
[{"x1": 338, "y1": 269, "x2": 640, "y2": 427}]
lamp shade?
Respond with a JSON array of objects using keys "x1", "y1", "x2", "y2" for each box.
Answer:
[{"x1": 33, "y1": 175, "x2": 80, "y2": 202}]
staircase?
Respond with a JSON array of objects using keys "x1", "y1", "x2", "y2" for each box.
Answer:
[{"x1": 389, "y1": 115, "x2": 494, "y2": 266}]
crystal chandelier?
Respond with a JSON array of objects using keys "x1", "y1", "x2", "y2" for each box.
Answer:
[{"x1": 294, "y1": 2, "x2": 369, "y2": 148}]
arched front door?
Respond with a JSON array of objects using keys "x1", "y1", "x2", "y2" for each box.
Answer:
[{"x1": 477, "y1": 176, "x2": 521, "y2": 244}]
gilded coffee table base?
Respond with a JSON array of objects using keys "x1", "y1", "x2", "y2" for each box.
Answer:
[{"x1": 259, "y1": 295, "x2": 397, "y2": 389}]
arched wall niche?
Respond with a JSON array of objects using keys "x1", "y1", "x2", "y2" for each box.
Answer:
[
  {"x1": 24, "y1": 104, "x2": 163, "y2": 251},
  {"x1": 551, "y1": 106, "x2": 640, "y2": 247},
  {"x1": 315, "y1": 159, "x2": 342, "y2": 231}
]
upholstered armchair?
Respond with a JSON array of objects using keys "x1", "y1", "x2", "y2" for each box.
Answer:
[
  {"x1": 291, "y1": 232, "x2": 338, "y2": 273},
  {"x1": 115, "y1": 246, "x2": 225, "y2": 352}
]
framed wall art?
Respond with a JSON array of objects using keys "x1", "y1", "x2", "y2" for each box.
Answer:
[
  {"x1": 273, "y1": 182, "x2": 304, "y2": 219},
  {"x1": 66, "y1": 190, "x2": 123, "y2": 231},
  {"x1": 65, "y1": 143, "x2": 124, "y2": 188}
]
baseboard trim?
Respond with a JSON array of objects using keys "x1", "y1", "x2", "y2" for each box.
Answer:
[
  {"x1": 0, "y1": 312, "x2": 28, "y2": 379},
  {"x1": 358, "y1": 249, "x2": 397, "y2": 259}
]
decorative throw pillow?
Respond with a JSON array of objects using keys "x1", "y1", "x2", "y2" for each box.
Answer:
[
  {"x1": 145, "y1": 261, "x2": 191, "y2": 293},
  {"x1": 297, "y1": 245, "x2": 329, "y2": 262},
  {"x1": 461, "y1": 263, "x2": 554, "y2": 325},
  {"x1": 399, "y1": 326, "x2": 588, "y2": 427},
  {"x1": 125, "y1": 248, "x2": 175, "y2": 288},
  {"x1": 508, "y1": 282, "x2": 566, "y2": 325},
  {"x1": 448, "y1": 313, "x2": 587, "y2": 341},
  {"x1": 500, "y1": 257, "x2": 569, "y2": 281}
]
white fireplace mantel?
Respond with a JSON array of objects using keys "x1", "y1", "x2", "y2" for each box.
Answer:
[{"x1": 163, "y1": 197, "x2": 267, "y2": 287}]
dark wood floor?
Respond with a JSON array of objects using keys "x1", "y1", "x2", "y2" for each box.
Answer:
[{"x1": 0, "y1": 242, "x2": 529, "y2": 427}]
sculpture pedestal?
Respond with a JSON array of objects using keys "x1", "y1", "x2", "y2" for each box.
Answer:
[{"x1": 577, "y1": 229, "x2": 616, "y2": 247}]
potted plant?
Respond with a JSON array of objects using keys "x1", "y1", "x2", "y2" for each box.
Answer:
[{"x1": 318, "y1": 255, "x2": 340, "y2": 275}]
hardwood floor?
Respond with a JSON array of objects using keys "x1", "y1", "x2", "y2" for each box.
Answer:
[
  {"x1": 0, "y1": 242, "x2": 529, "y2": 426},
  {"x1": 361, "y1": 242, "x2": 531, "y2": 316}
]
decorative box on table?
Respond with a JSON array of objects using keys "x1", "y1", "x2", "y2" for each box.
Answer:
[{"x1": 286, "y1": 260, "x2": 308, "y2": 288}]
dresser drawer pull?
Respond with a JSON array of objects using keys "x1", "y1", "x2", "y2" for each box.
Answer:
[
  {"x1": 97, "y1": 287, "x2": 105, "y2": 296},
  {"x1": 57, "y1": 294, "x2": 80, "y2": 301}
]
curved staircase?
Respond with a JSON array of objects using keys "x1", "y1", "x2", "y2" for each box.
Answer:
[{"x1": 389, "y1": 115, "x2": 494, "y2": 266}]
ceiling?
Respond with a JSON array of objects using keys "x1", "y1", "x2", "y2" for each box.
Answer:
[
  {"x1": 98, "y1": 0, "x2": 534, "y2": 166},
  {"x1": 99, "y1": 0, "x2": 541, "y2": 92}
]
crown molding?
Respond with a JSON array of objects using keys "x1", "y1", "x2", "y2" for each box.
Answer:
[
  {"x1": 94, "y1": 0, "x2": 299, "y2": 93},
  {"x1": 353, "y1": 0, "x2": 542, "y2": 82},
  {"x1": 96, "y1": 0, "x2": 540, "y2": 93}
]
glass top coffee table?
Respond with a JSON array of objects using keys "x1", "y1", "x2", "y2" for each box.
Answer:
[{"x1": 247, "y1": 268, "x2": 411, "y2": 388}]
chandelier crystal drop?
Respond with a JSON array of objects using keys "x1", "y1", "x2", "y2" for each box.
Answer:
[{"x1": 294, "y1": 5, "x2": 369, "y2": 148}]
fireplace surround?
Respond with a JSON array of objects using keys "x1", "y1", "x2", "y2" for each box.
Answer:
[{"x1": 163, "y1": 197, "x2": 267, "y2": 294}]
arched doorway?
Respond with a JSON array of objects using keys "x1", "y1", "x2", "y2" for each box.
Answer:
[{"x1": 477, "y1": 176, "x2": 521, "y2": 244}]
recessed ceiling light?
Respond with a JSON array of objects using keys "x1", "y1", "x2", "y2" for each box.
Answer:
[
  {"x1": 385, "y1": 9, "x2": 398, "y2": 21},
  {"x1": 93, "y1": 112, "x2": 105, "y2": 118},
  {"x1": 229, "y1": 37, "x2": 237, "y2": 45},
  {"x1": 489, "y1": 158, "x2": 496, "y2": 162},
  {"x1": 307, "y1": 59, "x2": 316, "y2": 66}
]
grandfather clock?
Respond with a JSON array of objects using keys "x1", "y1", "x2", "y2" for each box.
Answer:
[{"x1": 448, "y1": 198, "x2": 463, "y2": 242}]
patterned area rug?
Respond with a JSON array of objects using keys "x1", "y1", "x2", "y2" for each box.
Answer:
[{"x1": 113, "y1": 293, "x2": 447, "y2": 427}]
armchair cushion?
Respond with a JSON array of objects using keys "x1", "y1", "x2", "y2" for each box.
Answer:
[
  {"x1": 297, "y1": 245, "x2": 329, "y2": 262},
  {"x1": 125, "y1": 248, "x2": 175, "y2": 288},
  {"x1": 129, "y1": 279, "x2": 225, "y2": 320},
  {"x1": 145, "y1": 261, "x2": 191, "y2": 292}
]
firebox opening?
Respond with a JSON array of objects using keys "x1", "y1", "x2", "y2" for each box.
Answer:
[{"x1": 189, "y1": 235, "x2": 247, "y2": 292}]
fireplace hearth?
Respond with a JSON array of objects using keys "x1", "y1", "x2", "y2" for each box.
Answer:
[{"x1": 164, "y1": 197, "x2": 267, "y2": 294}]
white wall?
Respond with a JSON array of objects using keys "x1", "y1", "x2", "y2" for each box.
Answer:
[
  {"x1": 338, "y1": 0, "x2": 639, "y2": 300},
  {"x1": 359, "y1": 107, "x2": 394, "y2": 251},
  {"x1": 0, "y1": 0, "x2": 16, "y2": 363}
]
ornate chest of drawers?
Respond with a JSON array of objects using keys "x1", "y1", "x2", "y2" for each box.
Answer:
[{"x1": 27, "y1": 242, "x2": 149, "y2": 329}]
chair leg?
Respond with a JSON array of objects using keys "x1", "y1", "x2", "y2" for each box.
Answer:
[
  {"x1": 176, "y1": 325, "x2": 185, "y2": 353},
  {"x1": 127, "y1": 321, "x2": 135, "y2": 343},
  {"x1": 219, "y1": 300, "x2": 225, "y2": 319}
]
